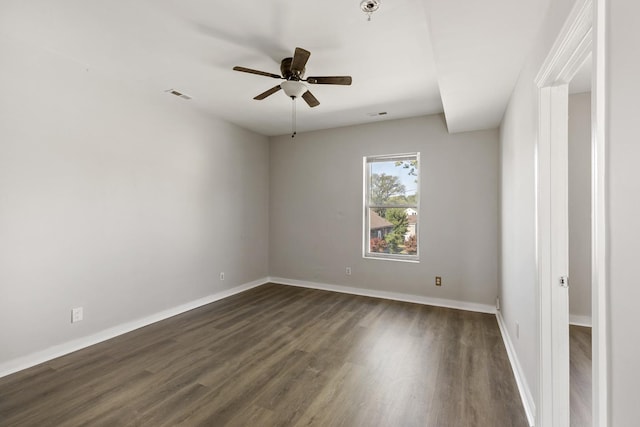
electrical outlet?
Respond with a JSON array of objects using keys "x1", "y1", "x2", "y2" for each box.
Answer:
[
  {"x1": 346, "y1": 267, "x2": 352, "y2": 276},
  {"x1": 219, "y1": 272, "x2": 225, "y2": 281},
  {"x1": 71, "y1": 307, "x2": 83, "y2": 323},
  {"x1": 496, "y1": 297, "x2": 501, "y2": 310},
  {"x1": 435, "y1": 276, "x2": 442, "y2": 286}
]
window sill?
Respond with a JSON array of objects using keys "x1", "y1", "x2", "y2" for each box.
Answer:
[{"x1": 363, "y1": 254, "x2": 420, "y2": 263}]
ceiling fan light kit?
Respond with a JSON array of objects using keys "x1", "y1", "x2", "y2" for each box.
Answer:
[{"x1": 281, "y1": 81, "x2": 307, "y2": 99}]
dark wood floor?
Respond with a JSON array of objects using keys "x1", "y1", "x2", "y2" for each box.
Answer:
[
  {"x1": 0, "y1": 283, "x2": 528, "y2": 426},
  {"x1": 570, "y1": 325, "x2": 592, "y2": 427}
]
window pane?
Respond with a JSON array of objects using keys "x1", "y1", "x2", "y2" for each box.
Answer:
[
  {"x1": 369, "y1": 160, "x2": 418, "y2": 206},
  {"x1": 365, "y1": 153, "x2": 419, "y2": 261},
  {"x1": 368, "y1": 208, "x2": 418, "y2": 255}
]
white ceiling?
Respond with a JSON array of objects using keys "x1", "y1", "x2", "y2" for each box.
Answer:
[{"x1": 0, "y1": 0, "x2": 552, "y2": 136}]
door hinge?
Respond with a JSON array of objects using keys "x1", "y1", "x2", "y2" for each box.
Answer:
[{"x1": 559, "y1": 276, "x2": 569, "y2": 288}]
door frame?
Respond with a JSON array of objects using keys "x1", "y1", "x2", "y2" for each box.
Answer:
[{"x1": 534, "y1": 0, "x2": 607, "y2": 425}]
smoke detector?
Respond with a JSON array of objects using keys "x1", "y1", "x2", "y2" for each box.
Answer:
[{"x1": 360, "y1": 0, "x2": 381, "y2": 21}]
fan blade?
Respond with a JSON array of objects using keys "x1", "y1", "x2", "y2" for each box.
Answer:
[
  {"x1": 302, "y1": 91, "x2": 320, "y2": 108},
  {"x1": 254, "y1": 85, "x2": 282, "y2": 100},
  {"x1": 291, "y1": 47, "x2": 311, "y2": 73},
  {"x1": 306, "y1": 76, "x2": 352, "y2": 85},
  {"x1": 233, "y1": 66, "x2": 282, "y2": 79}
]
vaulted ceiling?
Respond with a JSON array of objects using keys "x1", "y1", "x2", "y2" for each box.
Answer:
[{"x1": 0, "y1": 0, "x2": 552, "y2": 136}]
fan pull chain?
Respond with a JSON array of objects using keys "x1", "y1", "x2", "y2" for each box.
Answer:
[{"x1": 291, "y1": 97, "x2": 297, "y2": 138}]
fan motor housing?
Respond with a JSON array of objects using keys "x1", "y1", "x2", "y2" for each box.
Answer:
[{"x1": 281, "y1": 57, "x2": 304, "y2": 80}]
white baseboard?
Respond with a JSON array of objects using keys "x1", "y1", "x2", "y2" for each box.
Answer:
[
  {"x1": 569, "y1": 314, "x2": 592, "y2": 327},
  {"x1": 268, "y1": 277, "x2": 496, "y2": 314},
  {"x1": 0, "y1": 278, "x2": 269, "y2": 379},
  {"x1": 496, "y1": 311, "x2": 536, "y2": 427}
]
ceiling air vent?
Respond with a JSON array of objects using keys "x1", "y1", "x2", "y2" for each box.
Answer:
[{"x1": 165, "y1": 89, "x2": 192, "y2": 100}]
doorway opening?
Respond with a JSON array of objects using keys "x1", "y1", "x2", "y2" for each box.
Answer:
[{"x1": 568, "y1": 63, "x2": 592, "y2": 426}]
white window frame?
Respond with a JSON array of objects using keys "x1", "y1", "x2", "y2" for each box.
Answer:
[{"x1": 363, "y1": 152, "x2": 420, "y2": 262}]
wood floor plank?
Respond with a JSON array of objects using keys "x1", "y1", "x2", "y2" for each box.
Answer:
[
  {"x1": 0, "y1": 283, "x2": 528, "y2": 426},
  {"x1": 570, "y1": 324, "x2": 592, "y2": 427}
]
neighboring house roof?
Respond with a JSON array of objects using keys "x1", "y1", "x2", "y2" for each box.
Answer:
[{"x1": 370, "y1": 211, "x2": 393, "y2": 230}]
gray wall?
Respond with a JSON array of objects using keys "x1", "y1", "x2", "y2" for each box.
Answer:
[
  {"x1": 0, "y1": 34, "x2": 269, "y2": 366},
  {"x1": 568, "y1": 92, "x2": 592, "y2": 323},
  {"x1": 269, "y1": 115, "x2": 499, "y2": 306},
  {"x1": 498, "y1": 0, "x2": 578, "y2": 410},
  {"x1": 607, "y1": 0, "x2": 640, "y2": 423}
]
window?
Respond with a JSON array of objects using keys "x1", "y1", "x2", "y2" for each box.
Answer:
[{"x1": 364, "y1": 153, "x2": 419, "y2": 261}]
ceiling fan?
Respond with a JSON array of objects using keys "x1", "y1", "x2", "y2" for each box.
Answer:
[{"x1": 233, "y1": 47, "x2": 352, "y2": 108}]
